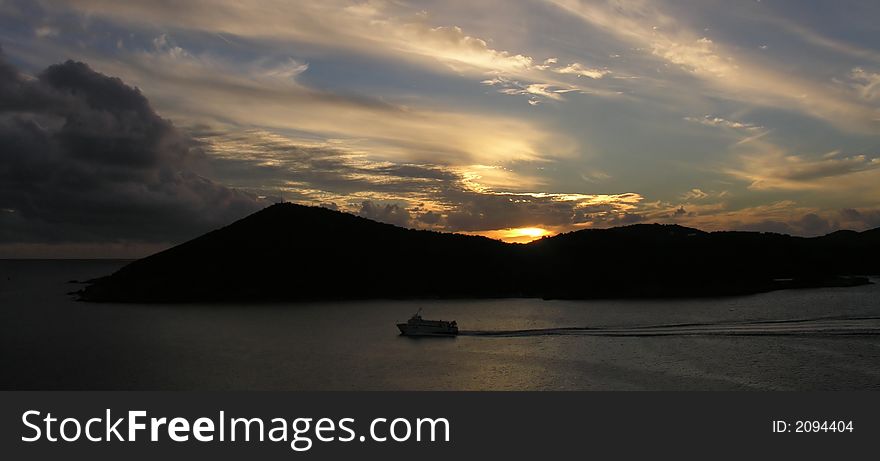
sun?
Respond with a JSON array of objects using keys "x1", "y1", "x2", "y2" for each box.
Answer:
[
  {"x1": 500, "y1": 227, "x2": 553, "y2": 243},
  {"x1": 510, "y1": 227, "x2": 550, "y2": 238},
  {"x1": 465, "y1": 226, "x2": 554, "y2": 243}
]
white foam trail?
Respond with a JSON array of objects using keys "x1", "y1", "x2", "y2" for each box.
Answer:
[{"x1": 460, "y1": 316, "x2": 880, "y2": 337}]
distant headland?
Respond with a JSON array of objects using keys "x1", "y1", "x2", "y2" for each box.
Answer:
[{"x1": 77, "y1": 203, "x2": 878, "y2": 302}]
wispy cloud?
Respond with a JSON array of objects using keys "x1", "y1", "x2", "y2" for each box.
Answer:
[
  {"x1": 553, "y1": 62, "x2": 610, "y2": 79},
  {"x1": 680, "y1": 188, "x2": 709, "y2": 200},
  {"x1": 545, "y1": 0, "x2": 880, "y2": 132},
  {"x1": 197, "y1": 129, "x2": 645, "y2": 235},
  {"x1": 46, "y1": 0, "x2": 619, "y2": 105},
  {"x1": 728, "y1": 148, "x2": 880, "y2": 192},
  {"x1": 482, "y1": 76, "x2": 584, "y2": 105},
  {"x1": 768, "y1": 15, "x2": 880, "y2": 65},
  {"x1": 77, "y1": 40, "x2": 573, "y2": 169},
  {"x1": 685, "y1": 115, "x2": 763, "y2": 131},
  {"x1": 847, "y1": 67, "x2": 880, "y2": 101},
  {"x1": 34, "y1": 25, "x2": 58, "y2": 38}
]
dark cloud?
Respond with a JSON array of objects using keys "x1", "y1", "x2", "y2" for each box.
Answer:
[
  {"x1": 196, "y1": 128, "x2": 648, "y2": 233},
  {"x1": 188, "y1": 125, "x2": 652, "y2": 235},
  {"x1": 415, "y1": 210, "x2": 442, "y2": 225},
  {"x1": 795, "y1": 213, "x2": 835, "y2": 236},
  {"x1": 195, "y1": 130, "x2": 616, "y2": 232},
  {"x1": 199, "y1": 131, "x2": 459, "y2": 199},
  {"x1": 783, "y1": 156, "x2": 880, "y2": 182},
  {"x1": 371, "y1": 164, "x2": 458, "y2": 181},
  {"x1": 0, "y1": 49, "x2": 264, "y2": 245},
  {"x1": 357, "y1": 201, "x2": 412, "y2": 227},
  {"x1": 740, "y1": 220, "x2": 796, "y2": 235},
  {"x1": 607, "y1": 212, "x2": 645, "y2": 226},
  {"x1": 840, "y1": 208, "x2": 880, "y2": 229},
  {"x1": 442, "y1": 191, "x2": 587, "y2": 231},
  {"x1": 736, "y1": 212, "x2": 837, "y2": 236}
]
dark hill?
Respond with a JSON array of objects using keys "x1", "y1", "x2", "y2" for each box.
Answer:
[{"x1": 78, "y1": 203, "x2": 878, "y2": 302}]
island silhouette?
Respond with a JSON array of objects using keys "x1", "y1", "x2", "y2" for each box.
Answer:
[{"x1": 78, "y1": 203, "x2": 878, "y2": 302}]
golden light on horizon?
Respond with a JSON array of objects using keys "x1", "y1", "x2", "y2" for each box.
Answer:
[
  {"x1": 512, "y1": 227, "x2": 549, "y2": 238},
  {"x1": 466, "y1": 227, "x2": 554, "y2": 243}
]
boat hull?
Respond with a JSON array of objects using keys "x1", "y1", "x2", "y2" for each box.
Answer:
[{"x1": 397, "y1": 323, "x2": 459, "y2": 337}]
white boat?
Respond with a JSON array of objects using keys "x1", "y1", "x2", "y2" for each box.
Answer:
[{"x1": 397, "y1": 309, "x2": 458, "y2": 336}]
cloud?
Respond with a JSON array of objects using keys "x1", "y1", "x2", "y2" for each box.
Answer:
[
  {"x1": 151, "y1": 33, "x2": 188, "y2": 59},
  {"x1": 192, "y1": 128, "x2": 646, "y2": 235},
  {"x1": 839, "y1": 208, "x2": 880, "y2": 229},
  {"x1": 43, "y1": 0, "x2": 625, "y2": 107},
  {"x1": 0, "y1": 50, "x2": 265, "y2": 250},
  {"x1": 415, "y1": 210, "x2": 442, "y2": 225},
  {"x1": 39, "y1": 1, "x2": 537, "y2": 75},
  {"x1": 5, "y1": 0, "x2": 879, "y2": 248},
  {"x1": 443, "y1": 191, "x2": 644, "y2": 232},
  {"x1": 545, "y1": 0, "x2": 880, "y2": 132},
  {"x1": 630, "y1": 196, "x2": 880, "y2": 236},
  {"x1": 198, "y1": 129, "x2": 541, "y2": 202},
  {"x1": 684, "y1": 115, "x2": 762, "y2": 131},
  {"x1": 553, "y1": 62, "x2": 610, "y2": 79},
  {"x1": 727, "y1": 207, "x2": 880, "y2": 236},
  {"x1": 34, "y1": 25, "x2": 58, "y2": 38},
  {"x1": 728, "y1": 149, "x2": 880, "y2": 191},
  {"x1": 767, "y1": 15, "x2": 880, "y2": 65},
  {"x1": 681, "y1": 188, "x2": 708, "y2": 200},
  {"x1": 392, "y1": 23, "x2": 534, "y2": 74},
  {"x1": 848, "y1": 67, "x2": 880, "y2": 101},
  {"x1": 0, "y1": 42, "x2": 868, "y2": 257},
  {"x1": 197, "y1": 127, "x2": 880, "y2": 238},
  {"x1": 729, "y1": 212, "x2": 836, "y2": 237},
  {"x1": 796, "y1": 213, "x2": 835, "y2": 235},
  {"x1": 72, "y1": 40, "x2": 570, "y2": 168},
  {"x1": 482, "y1": 76, "x2": 583, "y2": 104},
  {"x1": 358, "y1": 201, "x2": 412, "y2": 227}
]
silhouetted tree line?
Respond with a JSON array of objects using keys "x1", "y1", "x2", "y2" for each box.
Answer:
[{"x1": 79, "y1": 203, "x2": 879, "y2": 302}]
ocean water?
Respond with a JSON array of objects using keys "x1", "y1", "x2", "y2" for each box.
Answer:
[{"x1": 2, "y1": 260, "x2": 879, "y2": 390}]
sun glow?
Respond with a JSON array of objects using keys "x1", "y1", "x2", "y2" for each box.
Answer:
[
  {"x1": 467, "y1": 227, "x2": 554, "y2": 243},
  {"x1": 512, "y1": 227, "x2": 549, "y2": 238}
]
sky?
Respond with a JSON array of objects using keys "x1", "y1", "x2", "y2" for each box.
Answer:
[{"x1": 1, "y1": 0, "x2": 880, "y2": 257}]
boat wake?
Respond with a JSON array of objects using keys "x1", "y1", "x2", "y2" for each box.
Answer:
[{"x1": 459, "y1": 315, "x2": 880, "y2": 337}]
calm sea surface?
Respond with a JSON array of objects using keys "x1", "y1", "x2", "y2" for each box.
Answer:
[{"x1": 2, "y1": 260, "x2": 879, "y2": 390}]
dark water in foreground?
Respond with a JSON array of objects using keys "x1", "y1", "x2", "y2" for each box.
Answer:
[{"x1": 2, "y1": 260, "x2": 880, "y2": 390}]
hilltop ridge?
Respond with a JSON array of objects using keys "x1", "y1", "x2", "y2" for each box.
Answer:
[{"x1": 78, "y1": 203, "x2": 878, "y2": 302}]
